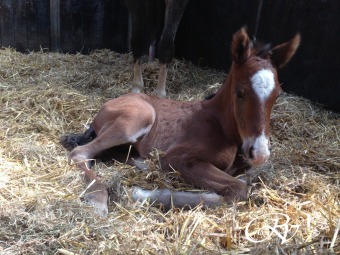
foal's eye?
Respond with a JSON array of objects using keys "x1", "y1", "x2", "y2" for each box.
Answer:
[{"x1": 235, "y1": 90, "x2": 245, "y2": 99}]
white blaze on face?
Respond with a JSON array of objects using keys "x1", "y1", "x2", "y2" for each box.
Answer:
[
  {"x1": 243, "y1": 69, "x2": 275, "y2": 165},
  {"x1": 250, "y1": 69, "x2": 275, "y2": 102}
]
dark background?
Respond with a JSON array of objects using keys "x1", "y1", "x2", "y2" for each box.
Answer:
[{"x1": 0, "y1": 0, "x2": 339, "y2": 112}]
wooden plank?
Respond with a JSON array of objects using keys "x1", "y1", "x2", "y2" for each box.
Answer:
[
  {"x1": 36, "y1": 0, "x2": 50, "y2": 50},
  {"x1": 13, "y1": 0, "x2": 28, "y2": 51},
  {"x1": 0, "y1": 0, "x2": 15, "y2": 47},
  {"x1": 83, "y1": 0, "x2": 104, "y2": 51},
  {"x1": 50, "y1": 0, "x2": 60, "y2": 51},
  {"x1": 26, "y1": 0, "x2": 39, "y2": 51},
  {"x1": 60, "y1": 0, "x2": 83, "y2": 52},
  {"x1": 102, "y1": 0, "x2": 129, "y2": 52}
]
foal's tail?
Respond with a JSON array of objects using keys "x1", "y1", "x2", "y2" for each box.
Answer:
[{"x1": 60, "y1": 125, "x2": 96, "y2": 150}]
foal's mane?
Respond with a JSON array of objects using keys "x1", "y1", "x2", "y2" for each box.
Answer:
[{"x1": 252, "y1": 39, "x2": 272, "y2": 59}]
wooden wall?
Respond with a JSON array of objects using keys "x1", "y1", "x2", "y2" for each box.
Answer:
[
  {"x1": 0, "y1": 0, "x2": 50, "y2": 51},
  {"x1": 0, "y1": 0, "x2": 128, "y2": 53}
]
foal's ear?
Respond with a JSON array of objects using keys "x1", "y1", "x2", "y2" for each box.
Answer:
[
  {"x1": 271, "y1": 33, "x2": 301, "y2": 69},
  {"x1": 231, "y1": 27, "x2": 251, "y2": 64}
]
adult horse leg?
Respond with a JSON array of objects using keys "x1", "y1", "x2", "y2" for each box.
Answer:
[
  {"x1": 69, "y1": 109, "x2": 155, "y2": 216},
  {"x1": 153, "y1": 0, "x2": 189, "y2": 97},
  {"x1": 126, "y1": 0, "x2": 149, "y2": 93},
  {"x1": 132, "y1": 59, "x2": 144, "y2": 93}
]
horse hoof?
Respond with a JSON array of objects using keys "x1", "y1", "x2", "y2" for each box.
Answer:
[
  {"x1": 131, "y1": 87, "x2": 142, "y2": 94},
  {"x1": 238, "y1": 184, "x2": 249, "y2": 201},
  {"x1": 60, "y1": 134, "x2": 77, "y2": 150},
  {"x1": 222, "y1": 183, "x2": 248, "y2": 203},
  {"x1": 94, "y1": 202, "x2": 109, "y2": 217},
  {"x1": 84, "y1": 183, "x2": 109, "y2": 217},
  {"x1": 85, "y1": 193, "x2": 109, "y2": 217},
  {"x1": 152, "y1": 89, "x2": 166, "y2": 98}
]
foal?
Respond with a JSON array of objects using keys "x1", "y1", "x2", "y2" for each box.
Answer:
[
  {"x1": 62, "y1": 28, "x2": 300, "y2": 216},
  {"x1": 125, "y1": 0, "x2": 189, "y2": 97}
]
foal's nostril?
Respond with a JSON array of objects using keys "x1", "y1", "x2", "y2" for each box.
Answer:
[{"x1": 249, "y1": 145, "x2": 254, "y2": 159}]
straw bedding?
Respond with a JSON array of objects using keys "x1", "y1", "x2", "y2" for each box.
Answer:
[{"x1": 0, "y1": 48, "x2": 339, "y2": 255}]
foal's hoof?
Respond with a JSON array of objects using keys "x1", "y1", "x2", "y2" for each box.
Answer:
[
  {"x1": 223, "y1": 183, "x2": 248, "y2": 203},
  {"x1": 237, "y1": 167, "x2": 258, "y2": 186},
  {"x1": 236, "y1": 183, "x2": 248, "y2": 201},
  {"x1": 60, "y1": 134, "x2": 78, "y2": 150},
  {"x1": 84, "y1": 182, "x2": 109, "y2": 217}
]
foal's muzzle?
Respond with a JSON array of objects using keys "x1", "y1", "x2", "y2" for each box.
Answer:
[{"x1": 242, "y1": 134, "x2": 270, "y2": 166}]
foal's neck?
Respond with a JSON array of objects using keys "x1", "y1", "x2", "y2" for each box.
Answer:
[{"x1": 205, "y1": 65, "x2": 241, "y2": 145}]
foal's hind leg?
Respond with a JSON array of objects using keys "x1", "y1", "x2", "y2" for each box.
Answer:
[{"x1": 69, "y1": 111, "x2": 155, "y2": 216}]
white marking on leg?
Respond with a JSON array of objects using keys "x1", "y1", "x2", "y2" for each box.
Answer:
[
  {"x1": 148, "y1": 41, "x2": 156, "y2": 62},
  {"x1": 153, "y1": 63, "x2": 167, "y2": 97},
  {"x1": 132, "y1": 60, "x2": 144, "y2": 93},
  {"x1": 128, "y1": 157, "x2": 149, "y2": 171},
  {"x1": 69, "y1": 147, "x2": 94, "y2": 168},
  {"x1": 128, "y1": 124, "x2": 153, "y2": 143},
  {"x1": 131, "y1": 187, "x2": 223, "y2": 208},
  {"x1": 250, "y1": 69, "x2": 275, "y2": 102}
]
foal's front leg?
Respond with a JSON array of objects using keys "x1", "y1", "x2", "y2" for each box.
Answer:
[
  {"x1": 226, "y1": 146, "x2": 257, "y2": 185},
  {"x1": 168, "y1": 159, "x2": 248, "y2": 203}
]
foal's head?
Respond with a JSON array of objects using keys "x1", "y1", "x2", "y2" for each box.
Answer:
[{"x1": 230, "y1": 28, "x2": 300, "y2": 166}]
